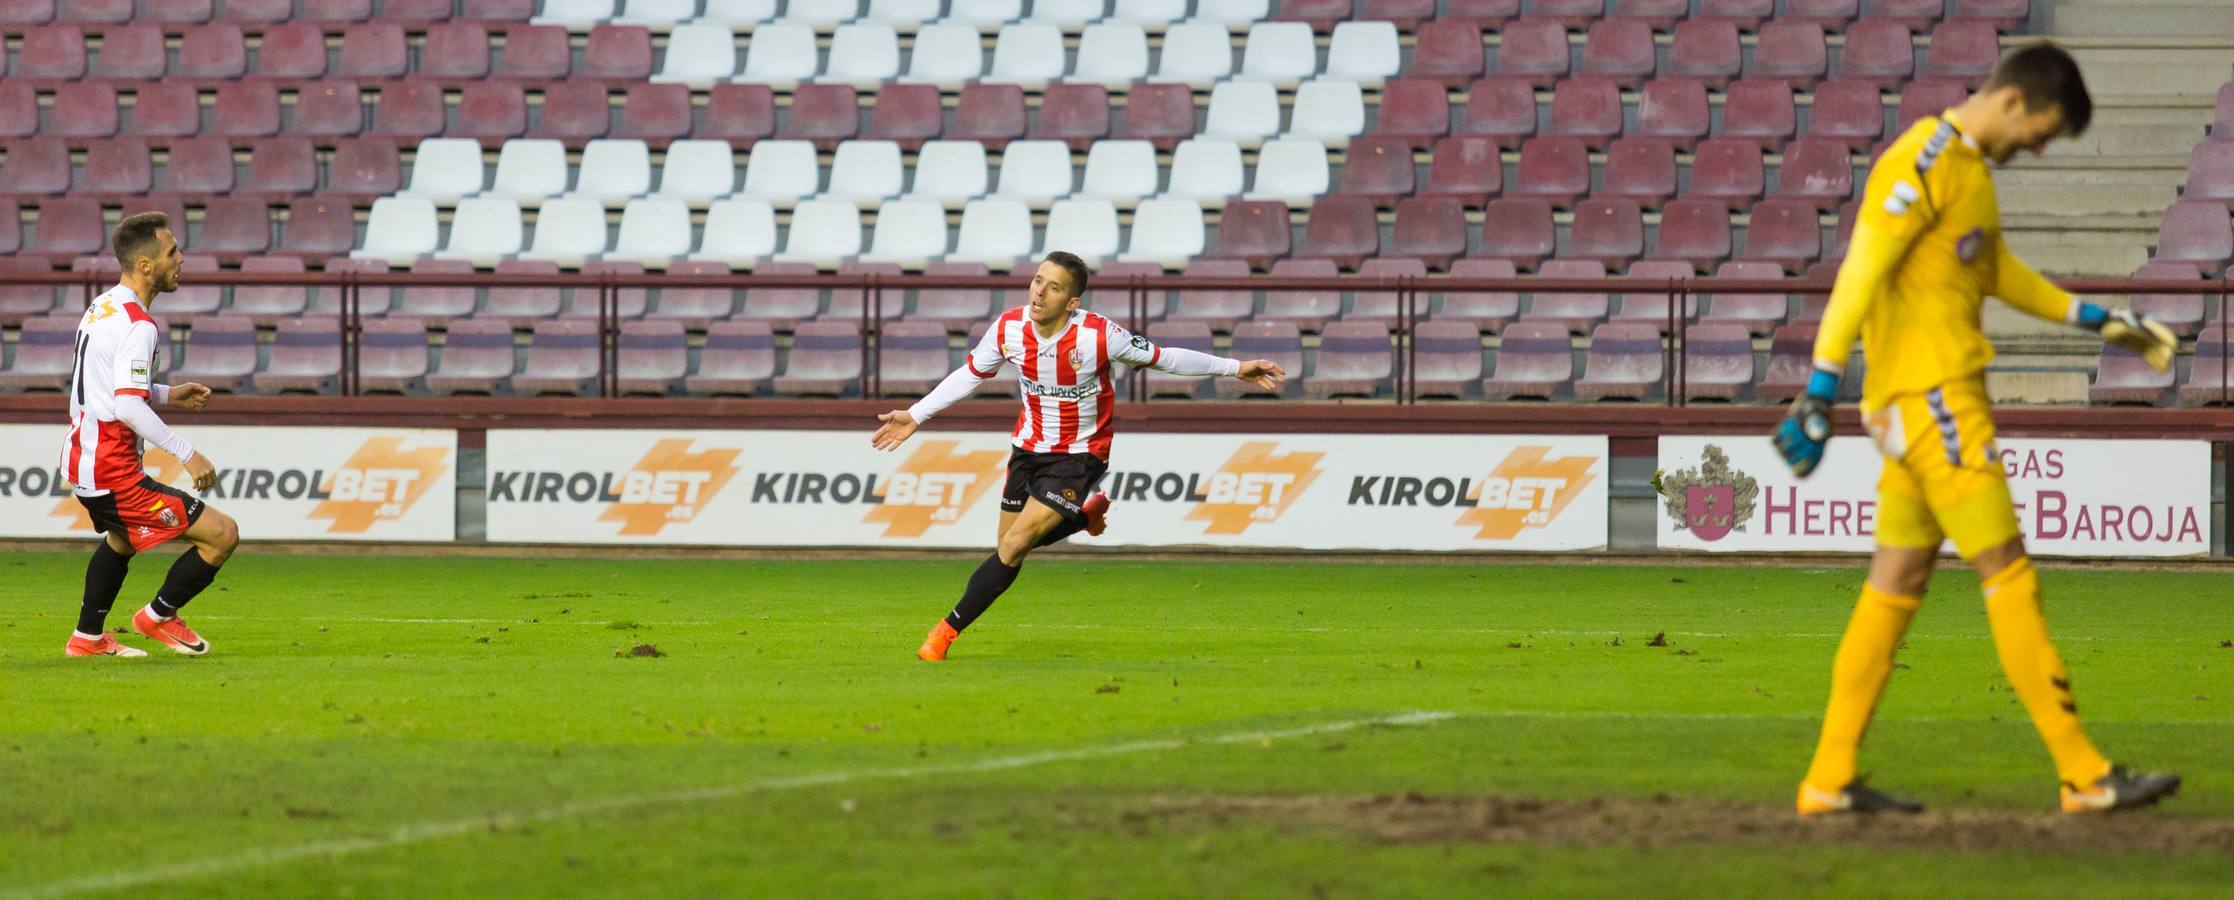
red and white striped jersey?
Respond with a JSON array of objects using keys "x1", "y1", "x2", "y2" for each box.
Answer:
[
  {"x1": 967, "y1": 307, "x2": 1163, "y2": 458},
  {"x1": 61, "y1": 285, "x2": 161, "y2": 494}
]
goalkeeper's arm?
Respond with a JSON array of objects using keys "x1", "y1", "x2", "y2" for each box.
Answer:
[
  {"x1": 1993, "y1": 244, "x2": 2177, "y2": 372},
  {"x1": 1773, "y1": 221, "x2": 1908, "y2": 477}
]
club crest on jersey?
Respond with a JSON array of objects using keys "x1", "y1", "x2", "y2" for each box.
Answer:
[
  {"x1": 151, "y1": 500, "x2": 178, "y2": 528},
  {"x1": 1956, "y1": 228, "x2": 1985, "y2": 263},
  {"x1": 1069, "y1": 348, "x2": 1088, "y2": 369}
]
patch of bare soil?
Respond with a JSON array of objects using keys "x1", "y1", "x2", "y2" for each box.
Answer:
[{"x1": 1139, "y1": 793, "x2": 2234, "y2": 855}]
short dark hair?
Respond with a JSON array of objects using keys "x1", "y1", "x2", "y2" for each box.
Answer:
[
  {"x1": 1041, "y1": 251, "x2": 1090, "y2": 297},
  {"x1": 1983, "y1": 42, "x2": 2091, "y2": 137},
  {"x1": 112, "y1": 211, "x2": 172, "y2": 271}
]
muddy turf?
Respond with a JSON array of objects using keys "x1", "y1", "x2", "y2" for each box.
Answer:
[{"x1": 3, "y1": 553, "x2": 2231, "y2": 898}]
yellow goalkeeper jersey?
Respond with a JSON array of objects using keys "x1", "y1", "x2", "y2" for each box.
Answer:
[{"x1": 1812, "y1": 112, "x2": 2078, "y2": 410}]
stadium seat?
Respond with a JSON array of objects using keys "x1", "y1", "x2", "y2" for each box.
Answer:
[
  {"x1": 697, "y1": 83, "x2": 778, "y2": 146},
  {"x1": 251, "y1": 22, "x2": 327, "y2": 81},
  {"x1": 1607, "y1": 258, "x2": 1698, "y2": 331},
  {"x1": 646, "y1": 260, "x2": 736, "y2": 327},
  {"x1": 532, "y1": 0, "x2": 611, "y2": 33},
  {"x1": 1117, "y1": 197, "x2": 1206, "y2": 267},
  {"x1": 779, "y1": 84, "x2": 861, "y2": 150},
  {"x1": 1567, "y1": 199, "x2": 1645, "y2": 271},
  {"x1": 1530, "y1": 0, "x2": 1603, "y2": 28},
  {"x1": 1038, "y1": 198, "x2": 1120, "y2": 266},
  {"x1": 231, "y1": 256, "x2": 312, "y2": 325},
  {"x1": 1107, "y1": 0, "x2": 1184, "y2": 30},
  {"x1": 1688, "y1": 138, "x2": 1767, "y2": 209},
  {"x1": 1782, "y1": 0, "x2": 1856, "y2": 29},
  {"x1": 1522, "y1": 259, "x2": 1611, "y2": 334},
  {"x1": 822, "y1": 23, "x2": 901, "y2": 88},
  {"x1": 649, "y1": 140, "x2": 738, "y2": 208},
  {"x1": 776, "y1": 0, "x2": 861, "y2": 30},
  {"x1": 1255, "y1": 259, "x2": 1341, "y2": 333},
  {"x1": 1200, "y1": 79, "x2": 1281, "y2": 149},
  {"x1": 1206, "y1": 200, "x2": 1291, "y2": 271},
  {"x1": 1630, "y1": 80, "x2": 1710, "y2": 152},
  {"x1": 1338, "y1": 256, "x2": 1422, "y2": 327},
  {"x1": 1405, "y1": 318, "x2": 1483, "y2": 398},
  {"x1": 2077, "y1": 329, "x2": 2173, "y2": 405},
  {"x1": 1387, "y1": 195, "x2": 1469, "y2": 272},
  {"x1": 1508, "y1": 138, "x2": 1590, "y2": 207},
  {"x1": 1290, "y1": 196, "x2": 1379, "y2": 271},
  {"x1": 326, "y1": 138, "x2": 403, "y2": 199},
  {"x1": 484, "y1": 139, "x2": 569, "y2": 206},
  {"x1": 2183, "y1": 138, "x2": 2234, "y2": 207},
  {"x1": 1019, "y1": 0, "x2": 1097, "y2": 30},
  {"x1": 599, "y1": 318, "x2": 687, "y2": 396},
  {"x1": 1070, "y1": 22, "x2": 1149, "y2": 89},
  {"x1": 1304, "y1": 319, "x2": 1391, "y2": 399},
  {"x1": 217, "y1": 0, "x2": 290, "y2": 20},
  {"x1": 169, "y1": 315, "x2": 258, "y2": 393},
  {"x1": 1544, "y1": 77, "x2": 1623, "y2": 149},
  {"x1": 350, "y1": 195, "x2": 440, "y2": 266},
  {"x1": 1739, "y1": 199, "x2": 1823, "y2": 273},
  {"x1": 1580, "y1": 20, "x2": 1655, "y2": 88},
  {"x1": 987, "y1": 23, "x2": 1066, "y2": 90},
  {"x1": 434, "y1": 197, "x2": 525, "y2": 266},
  {"x1": 1368, "y1": 78, "x2": 1451, "y2": 150},
  {"x1": 1649, "y1": 199, "x2": 1734, "y2": 272},
  {"x1": 1573, "y1": 321, "x2": 1663, "y2": 401},
  {"x1": 147, "y1": 0, "x2": 212, "y2": 23},
  {"x1": 17, "y1": 24, "x2": 88, "y2": 83},
  {"x1": 1357, "y1": 0, "x2": 1436, "y2": 29},
  {"x1": 1598, "y1": 137, "x2": 1677, "y2": 208},
  {"x1": 735, "y1": 261, "x2": 820, "y2": 328},
  {"x1": 1419, "y1": 136, "x2": 1500, "y2": 209},
  {"x1": 904, "y1": 140, "x2": 991, "y2": 209},
  {"x1": 615, "y1": 83, "x2": 695, "y2": 144},
  {"x1": 1239, "y1": 22, "x2": 1317, "y2": 89},
  {"x1": 301, "y1": 0, "x2": 371, "y2": 24},
  {"x1": 172, "y1": 259, "x2": 233, "y2": 322},
  {"x1": 276, "y1": 197, "x2": 357, "y2": 260},
  {"x1": 1922, "y1": 20, "x2": 2000, "y2": 89},
  {"x1": 425, "y1": 318, "x2": 517, "y2": 395},
  {"x1": 1806, "y1": 79, "x2": 1888, "y2": 152},
  {"x1": 519, "y1": 197, "x2": 611, "y2": 266},
  {"x1": 828, "y1": 260, "x2": 908, "y2": 320},
  {"x1": 774, "y1": 198, "x2": 866, "y2": 268},
  {"x1": 0, "y1": 314, "x2": 81, "y2": 388},
  {"x1": 568, "y1": 264, "x2": 655, "y2": 323},
  {"x1": 2154, "y1": 200, "x2": 2234, "y2": 274},
  {"x1": 417, "y1": 22, "x2": 492, "y2": 80},
  {"x1": 685, "y1": 320, "x2": 777, "y2": 396},
  {"x1": 118, "y1": 83, "x2": 198, "y2": 139},
  {"x1": 403, "y1": 138, "x2": 488, "y2": 204},
  {"x1": 863, "y1": 84, "x2": 944, "y2": 150},
  {"x1": 508, "y1": 319, "x2": 602, "y2": 396},
  {"x1": 1407, "y1": 19, "x2": 1485, "y2": 89},
  {"x1": 581, "y1": 24, "x2": 656, "y2": 82},
  {"x1": 872, "y1": 319, "x2": 952, "y2": 397},
  {"x1": 453, "y1": 83, "x2": 531, "y2": 144},
  {"x1": 1837, "y1": 20, "x2": 1915, "y2": 90},
  {"x1": 1157, "y1": 258, "x2": 1248, "y2": 331},
  {"x1": 81, "y1": 138, "x2": 150, "y2": 197},
  {"x1": 903, "y1": 22, "x2": 986, "y2": 88},
  {"x1": 1271, "y1": 0, "x2": 1347, "y2": 30},
  {"x1": 1471, "y1": 198, "x2": 1554, "y2": 271},
  {"x1": 739, "y1": 140, "x2": 821, "y2": 208},
  {"x1": 1245, "y1": 138, "x2": 1331, "y2": 207},
  {"x1": 908, "y1": 261, "x2": 1000, "y2": 332},
  {"x1": 1700, "y1": 259, "x2": 1791, "y2": 335},
  {"x1": 659, "y1": 23, "x2": 742, "y2": 88},
  {"x1": 283, "y1": 80, "x2": 364, "y2": 141},
  {"x1": 1756, "y1": 323, "x2": 1817, "y2": 402},
  {"x1": 1109, "y1": 81, "x2": 1193, "y2": 151},
  {"x1": 1325, "y1": 21, "x2": 1400, "y2": 88},
  {"x1": 50, "y1": 83, "x2": 120, "y2": 139},
  {"x1": 1216, "y1": 321, "x2": 1303, "y2": 399},
  {"x1": 213, "y1": 81, "x2": 289, "y2": 141},
  {"x1": 1031, "y1": 83, "x2": 1114, "y2": 150},
  {"x1": 1494, "y1": 18, "x2": 1570, "y2": 88},
  {"x1": 861, "y1": 199, "x2": 950, "y2": 266},
  {"x1": 2179, "y1": 335, "x2": 2234, "y2": 406},
  {"x1": 700, "y1": 0, "x2": 778, "y2": 29},
  {"x1": 1077, "y1": 140, "x2": 1160, "y2": 209},
  {"x1": 2126, "y1": 261, "x2": 2206, "y2": 338},
  {"x1": 1191, "y1": 0, "x2": 1267, "y2": 27},
  {"x1": 156, "y1": 137, "x2": 237, "y2": 198},
  {"x1": 823, "y1": 140, "x2": 905, "y2": 207},
  {"x1": 608, "y1": 197, "x2": 696, "y2": 266},
  {"x1": 1333, "y1": 137, "x2": 1416, "y2": 209},
  {"x1": 1718, "y1": 79, "x2": 1798, "y2": 150},
  {"x1": 1142, "y1": 320, "x2": 1216, "y2": 397},
  {"x1": 1147, "y1": 141, "x2": 1243, "y2": 213},
  {"x1": 1747, "y1": 21, "x2": 1827, "y2": 89},
  {"x1": 1456, "y1": 76, "x2": 1537, "y2": 147},
  {"x1": 193, "y1": 197, "x2": 272, "y2": 260},
  {"x1": 0, "y1": 85, "x2": 35, "y2": 140},
  {"x1": 89, "y1": 23, "x2": 165, "y2": 81},
  {"x1": 862, "y1": 0, "x2": 939, "y2": 30},
  {"x1": 335, "y1": 23, "x2": 408, "y2": 80},
  {"x1": 992, "y1": 140, "x2": 1075, "y2": 209},
  {"x1": 368, "y1": 80, "x2": 445, "y2": 141},
  {"x1": 946, "y1": 83, "x2": 1029, "y2": 150},
  {"x1": 531, "y1": 82, "x2": 614, "y2": 145},
  {"x1": 1952, "y1": 0, "x2": 2031, "y2": 31},
  {"x1": 1677, "y1": 322, "x2": 1755, "y2": 402},
  {"x1": 948, "y1": 199, "x2": 1033, "y2": 268},
  {"x1": 0, "y1": 259, "x2": 59, "y2": 327},
  {"x1": 1482, "y1": 321, "x2": 1573, "y2": 400},
  {"x1": 493, "y1": 23, "x2": 572, "y2": 80},
  {"x1": 1663, "y1": 19, "x2": 1741, "y2": 89},
  {"x1": 1773, "y1": 139, "x2": 1856, "y2": 210},
  {"x1": 772, "y1": 320, "x2": 865, "y2": 396}
]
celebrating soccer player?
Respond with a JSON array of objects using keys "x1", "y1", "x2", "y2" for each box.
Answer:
[
  {"x1": 61, "y1": 212, "x2": 240, "y2": 658},
  {"x1": 1773, "y1": 45, "x2": 2180, "y2": 815},
  {"x1": 872, "y1": 251, "x2": 1285, "y2": 661}
]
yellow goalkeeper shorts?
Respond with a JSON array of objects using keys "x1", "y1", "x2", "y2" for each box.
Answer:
[{"x1": 1861, "y1": 379, "x2": 2021, "y2": 559}]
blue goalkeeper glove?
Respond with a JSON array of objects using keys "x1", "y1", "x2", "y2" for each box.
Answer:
[
  {"x1": 2077, "y1": 302, "x2": 2177, "y2": 373},
  {"x1": 1771, "y1": 369, "x2": 1838, "y2": 478}
]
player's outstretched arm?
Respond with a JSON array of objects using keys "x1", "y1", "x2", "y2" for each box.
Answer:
[
  {"x1": 165, "y1": 382, "x2": 212, "y2": 411},
  {"x1": 1994, "y1": 244, "x2": 2179, "y2": 373},
  {"x1": 1234, "y1": 359, "x2": 1286, "y2": 391},
  {"x1": 871, "y1": 410, "x2": 919, "y2": 451}
]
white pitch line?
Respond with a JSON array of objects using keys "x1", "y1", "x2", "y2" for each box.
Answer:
[
  {"x1": 3, "y1": 711, "x2": 1453, "y2": 900},
  {"x1": 190, "y1": 616, "x2": 717, "y2": 627},
  {"x1": 1005, "y1": 623, "x2": 2159, "y2": 643}
]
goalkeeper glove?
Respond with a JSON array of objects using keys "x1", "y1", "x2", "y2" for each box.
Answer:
[
  {"x1": 1771, "y1": 369, "x2": 1838, "y2": 478},
  {"x1": 2078, "y1": 302, "x2": 2177, "y2": 373}
]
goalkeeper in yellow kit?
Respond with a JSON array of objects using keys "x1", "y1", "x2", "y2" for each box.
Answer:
[{"x1": 1772, "y1": 43, "x2": 2182, "y2": 816}]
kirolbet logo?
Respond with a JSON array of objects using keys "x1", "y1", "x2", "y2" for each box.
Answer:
[
  {"x1": 1103, "y1": 441, "x2": 1325, "y2": 534},
  {"x1": 1451, "y1": 446, "x2": 1600, "y2": 539},
  {"x1": 489, "y1": 438, "x2": 741, "y2": 535},
  {"x1": 307, "y1": 437, "x2": 452, "y2": 532},
  {"x1": 740, "y1": 439, "x2": 1007, "y2": 537}
]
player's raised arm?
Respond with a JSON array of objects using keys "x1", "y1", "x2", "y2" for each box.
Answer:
[
  {"x1": 1106, "y1": 324, "x2": 1286, "y2": 391},
  {"x1": 871, "y1": 320, "x2": 1007, "y2": 451},
  {"x1": 1991, "y1": 244, "x2": 2178, "y2": 373}
]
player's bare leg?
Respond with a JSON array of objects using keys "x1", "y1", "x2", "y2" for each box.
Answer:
[
  {"x1": 920, "y1": 500, "x2": 1065, "y2": 661},
  {"x1": 1969, "y1": 536, "x2": 2179, "y2": 812},
  {"x1": 1798, "y1": 543, "x2": 1932, "y2": 815},
  {"x1": 132, "y1": 507, "x2": 238, "y2": 656},
  {"x1": 66, "y1": 531, "x2": 147, "y2": 658}
]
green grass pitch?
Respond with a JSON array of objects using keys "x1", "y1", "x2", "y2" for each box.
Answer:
[{"x1": 3, "y1": 551, "x2": 2232, "y2": 898}]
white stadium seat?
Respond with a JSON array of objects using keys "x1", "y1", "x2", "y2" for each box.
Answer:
[
  {"x1": 821, "y1": 23, "x2": 902, "y2": 87},
  {"x1": 776, "y1": 0, "x2": 861, "y2": 31},
  {"x1": 654, "y1": 23, "x2": 739, "y2": 88},
  {"x1": 738, "y1": 23, "x2": 819, "y2": 89},
  {"x1": 738, "y1": 140, "x2": 821, "y2": 208},
  {"x1": 861, "y1": 199, "x2": 951, "y2": 266},
  {"x1": 1076, "y1": 140, "x2": 1158, "y2": 208},
  {"x1": 652, "y1": 139, "x2": 738, "y2": 207},
  {"x1": 1244, "y1": 137, "x2": 1330, "y2": 206},
  {"x1": 1239, "y1": 22, "x2": 1318, "y2": 89},
  {"x1": 905, "y1": 141, "x2": 991, "y2": 208},
  {"x1": 1117, "y1": 197, "x2": 1205, "y2": 268},
  {"x1": 689, "y1": 198, "x2": 779, "y2": 266},
  {"x1": 1325, "y1": 21, "x2": 1400, "y2": 88},
  {"x1": 485, "y1": 139, "x2": 570, "y2": 207},
  {"x1": 435, "y1": 197, "x2": 525, "y2": 266},
  {"x1": 1022, "y1": 0, "x2": 1105, "y2": 32},
  {"x1": 1287, "y1": 79, "x2": 1365, "y2": 148},
  {"x1": 1152, "y1": 22, "x2": 1233, "y2": 89},
  {"x1": 941, "y1": 0, "x2": 1022, "y2": 32},
  {"x1": 353, "y1": 195, "x2": 440, "y2": 265},
  {"x1": 774, "y1": 198, "x2": 865, "y2": 267},
  {"x1": 902, "y1": 23, "x2": 988, "y2": 88},
  {"x1": 993, "y1": 140, "x2": 1075, "y2": 209},
  {"x1": 570, "y1": 140, "x2": 654, "y2": 207},
  {"x1": 1106, "y1": 0, "x2": 1185, "y2": 32},
  {"x1": 402, "y1": 138, "x2": 486, "y2": 204},
  {"x1": 1189, "y1": 0, "x2": 1266, "y2": 26},
  {"x1": 862, "y1": 0, "x2": 940, "y2": 30},
  {"x1": 1164, "y1": 137, "x2": 1244, "y2": 208},
  {"x1": 1069, "y1": 23, "x2": 1149, "y2": 88},
  {"x1": 608, "y1": 197, "x2": 695, "y2": 266},
  {"x1": 611, "y1": 0, "x2": 695, "y2": 30},
  {"x1": 986, "y1": 23, "x2": 1067, "y2": 90},
  {"x1": 531, "y1": 0, "x2": 613, "y2": 30},
  {"x1": 824, "y1": 140, "x2": 906, "y2": 206},
  {"x1": 520, "y1": 197, "x2": 611, "y2": 266},
  {"x1": 696, "y1": 0, "x2": 775, "y2": 30},
  {"x1": 1038, "y1": 198, "x2": 1119, "y2": 266},
  {"x1": 949, "y1": 198, "x2": 1033, "y2": 267},
  {"x1": 1201, "y1": 79, "x2": 1280, "y2": 148}
]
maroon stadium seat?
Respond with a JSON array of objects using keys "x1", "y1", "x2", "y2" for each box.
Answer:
[
  {"x1": 1293, "y1": 196, "x2": 1380, "y2": 270},
  {"x1": 1030, "y1": 83, "x2": 1112, "y2": 151},
  {"x1": 1456, "y1": 76, "x2": 1537, "y2": 147},
  {"x1": 163, "y1": 256, "x2": 224, "y2": 321},
  {"x1": 1167, "y1": 259, "x2": 1255, "y2": 332},
  {"x1": 581, "y1": 24, "x2": 655, "y2": 82},
  {"x1": 1482, "y1": 320, "x2": 1573, "y2": 400},
  {"x1": 1370, "y1": 77, "x2": 1452, "y2": 149},
  {"x1": 1091, "y1": 261, "x2": 1163, "y2": 322},
  {"x1": 177, "y1": 23, "x2": 248, "y2": 80},
  {"x1": 127, "y1": 82, "x2": 205, "y2": 138},
  {"x1": 336, "y1": 23, "x2": 408, "y2": 79},
  {"x1": 17, "y1": 24, "x2": 87, "y2": 83},
  {"x1": 1273, "y1": 0, "x2": 1349, "y2": 31},
  {"x1": 825, "y1": 261, "x2": 906, "y2": 322},
  {"x1": 2179, "y1": 335, "x2": 2234, "y2": 406},
  {"x1": 1441, "y1": 0, "x2": 1518, "y2": 28},
  {"x1": 1579, "y1": 20, "x2": 1654, "y2": 88},
  {"x1": 311, "y1": 257, "x2": 393, "y2": 317},
  {"x1": 1630, "y1": 79, "x2": 1709, "y2": 151},
  {"x1": 1773, "y1": 138, "x2": 1856, "y2": 210},
  {"x1": 50, "y1": 82, "x2": 120, "y2": 139},
  {"x1": 253, "y1": 22, "x2": 328, "y2": 81},
  {"x1": 89, "y1": 23, "x2": 166, "y2": 81},
  {"x1": 326, "y1": 138, "x2": 403, "y2": 198},
  {"x1": 611, "y1": 318, "x2": 688, "y2": 395},
  {"x1": 1343, "y1": 256, "x2": 1422, "y2": 327},
  {"x1": 0, "y1": 85, "x2": 36, "y2": 139},
  {"x1": 425, "y1": 318, "x2": 518, "y2": 395},
  {"x1": 1531, "y1": 0, "x2": 1604, "y2": 29},
  {"x1": 1746, "y1": 21, "x2": 1827, "y2": 89},
  {"x1": 290, "y1": 80, "x2": 367, "y2": 139},
  {"x1": 1718, "y1": 79, "x2": 1796, "y2": 150},
  {"x1": 1507, "y1": 138, "x2": 1589, "y2": 207},
  {"x1": 2089, "y1": 340, "x2": 2172, "y2": 406},
  {"x1": 864, "y1": 83, "x2": 944, "y2": 150},
  {"x1": 1607, "y1": 0, "x2": 1685, "y2": 29},
  {"x1": 0, "y1": 314, "x2": 80, "y2": 387},
  {"x1": 1409, "y1": 19, "x2": 1485, "y2": 88},
  {"x1": 1650, "y1": 198, "x2": 1734, "y2": 272},
  {"x1": 2184, "y1": 139, "x2": 2234, "y2": 208},
  {"x1": 371, "y1": 81, "x2": 447, "y2": 140},
  {"x1": 276, "y1": 197, "x2": 356, "y2": 260},
  {"x1": 510, "y1": 319, "x2": 602, "y2": 396},
  {"x1": 1573, "y1": 321, "x2": 1663, "y2": 401},
  {"x1": 395, "y1": 259, "x2": 479, "y2": 324},
  {"x1": 647, "y1": 260, "x2": 737, "y2": 328},
  {"x1": 462, "y1": 0, "x2": 534, "y2": 21},
  {"x1": 615, "y1": 82, "x2": 695, "y2": 144},
  {"x1": 1333, "y1": 136, "x2": 1416, "y2": 209},
  {"x1": 1437, "y1": 258, "x2": 1520, "y2": 332},
  {"x1": 495, "y1": 24, "x2": 572, "y2": 80},
  {"x1": 1493, "y1": 18, "x2": 1570, "y2": 88},
  {"x1": 1678, "y1": 321, "x2": 1756, "y2": 402},
  {"x1": 1110, "y1": 82, "x2": 1191, "y2": 151},
  {"x1": 1599, "y1": 137, "x2": 1677, "y2": 208},
  {"x1": 1922, "y1": 20, "x2": 1999, "y2": 89},
  {"x1": 147, "y1": 0, "x2": 212, "y2": 23},
  {"x1": 1798, "y1": 262, "x2": 1839, "y2": 318},
  {"x1": 1142, "y1": 320, "x2": 1215, "y2": 398},
  {"x1": 480, "y1": 259, "x2": 565, "y2": 327},
  {"x1": 1700, "y1": 259, "x2": 1790, "y2": 334},
  {"x1": 1258, "y1": 258, "x2": 1342, "y2": 333},
  {"x1": 1307, "y1": 319, "x2": 1393, "y2": 399},
  {"x1": 302, "y1": 0, "x2": 371, "y2": 24},
  {"x1": 531, "y1": 82, "x2": 614, "y2": 144},
  {"x1": 697, "y1": 83, "x2": 777, "y2": 146},
  {"x1": 1738, "y1": 198, "x2": 1823, "y2": 273},
  {"x1": 0, "y1": 259, "x2": 59, "y2": 326},
  {"x1": 736, "y1": 261, "x2": 822, "y2": 330},
  {"x1": 2128, "y1": 261, "x2": 2206, "y2": 337},
  {"x1": 1420, "y1": 135, "x2": 1501, "y2": 209},
  {"x1": 906, "y1": 261, "x2": 999, "y2": 332},
  {"x1": 1566, "y1": 198, "x2": 1645, "y2": 270},
  {"x1": 2154, "y1": 199, "x2": 2234, "y2": 275},
  {"x1": 384, "y1": 0, "x2": 453, "y2": 23},
  {"x1": 0, "y1": 139, "x2": 70, "y2": 195},
  {"x1": 1663, "y1": 19, "x2": 1740, "y2": 89},
  {"x1": 1687, "y1": 137, "x2": 1766, "y2": 209},
  {"x1": 1411, "y1": 318, "x2": 1484, "y2": 398},
  {"x1": 420, "y1": 22, "x2": 493, "y2": 81},
  {"x1": 232, "y1": 255, "x2": 312, "y2": 324},
  {"x1": 1385, "y1": 195, "x2": 1468, "y2": 271},
  {"x1": 1952, "y1": 0, "x2": 2031, "y2": 32},
  {"x1": 1544, "y1": 77, "x2": 1622, "y2": 148},
  {"x1": 772, "y1": 319, "x2": 865, "y2": 396},
  {"x1": 568, "y1": 260, "x2": 650, "y2": 320},
  {"x1": 219, "y1": 0, "x2": 289, "y2": 21},
  {"x1": 1358, "y1": 0, "x2": 1433, "y2": 29},
  {"x1": 1892, "y1": 77, "x2": 1972, "y2": 139},
  {"x1": 357, "y1": 315, "x2": 431, "y2": 393},
  {"x1": 159, "y1": 136, "x2": 239, "y2": 197},
  {"x1": 1474, "y1": 198, "x2": 1555, "y2": 271},
  {"x1": 779, "y1": 84, "x2": 861, "y2": 150},
  {"x1": 1209, "y1": 200, "x2": 1292, "y2": 270},
  {"x1": 84, "y1": 138, "x2": 153, "y2": 197},
  {"x1": 170, "y1": 315, "x2": 258, "y2": 393},
  {"x1": 452, "y1": 82, "x2": 530, "y2": 144},
  {"x1": 1837, "y1": 20, "x2": 1915, "y2": 90},
  {"x1": 685, "y1": 320, "x2": 777, "y2": 396},
  {"x1": 1757, "y1": 322, "x2": 1818, "y2": 402},
  {"x1": 1784, "y1": 0, "x2": 1856, "y2": 29},
  {"x1": 1216, "y1": 321, "x2": 1303, "y2": 399},
  {"x1": 197, "y1": 196, "x2": 274, "y2": 260},
  {"x1": 1806, "y1": 79, "x2": 1887, "y2": 152},
  {"x1": 1608, "y1": 258, "x2": 1698, "y2": 331},
  {"x1": 871, "y1": 319, "x2": 954, "y2": 398},
  {"x1": 1523, "y1": 258, "x2": 1611, "y2": 333}
]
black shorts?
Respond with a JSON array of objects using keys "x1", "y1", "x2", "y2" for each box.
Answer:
[
  {"x1": 79, "y1": 476, "x2": 204, "y2": 551},
  {"x1": 1001, "y1": 448, "x2": 1107, "y2": 526}
]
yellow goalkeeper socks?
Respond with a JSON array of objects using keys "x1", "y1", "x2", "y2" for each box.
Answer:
[
  {"x1": 1982, "y1": 557, "x2": 2113, "y2": 788},
  {"x1": 1802, "y1": 583, "x2": 1921, "y2": 792}
]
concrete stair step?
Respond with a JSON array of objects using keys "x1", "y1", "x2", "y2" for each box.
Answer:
[
  {"x1": 2002, "y1": 224, "x2": 2155, "y2": 277},
  {"x1": 2062, "y1": 46, "x2": 2234, "y2": 98},
  {"x1": 2041, "y1": 5, "x2": 2234, "y2": 38},
  {"x1": 1985, "y1": 368, "x2": 2091, "y2": 405}
]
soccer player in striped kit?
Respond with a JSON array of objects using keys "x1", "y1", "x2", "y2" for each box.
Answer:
[{"x1": 872, "y1": 252, "x2": 1285, "y2": 661}]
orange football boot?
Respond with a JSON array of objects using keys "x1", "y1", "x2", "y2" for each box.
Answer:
[
  {"x1": 918, "y1": 621, "x2": 959, "y2": 661},
  {"x1": 132, "y1": 608, "x2": 210, "y2": 656},
  {"x1": 66, "y1": 633, "x2": 147, "y2": 657}
]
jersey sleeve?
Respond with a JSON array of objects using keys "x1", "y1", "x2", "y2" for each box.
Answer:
[
  {"x1": 1104, "y1": 322, "x2": 1161, "y2": 369},
  {"x1": 109, "y1": 320, "x2": 158, "y2": 398},
  {"x1": 1992, "y1": 241, "x2": 2079, "y2": 324},
  {"x1": 964, "y1": 321, "x2": 1006, "y2": 378},
  {"x1": 1810, "y1": 130, "x2": 1943, "y2": 375}
]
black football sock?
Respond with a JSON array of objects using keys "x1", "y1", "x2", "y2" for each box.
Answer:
[
  {"x1": 147, "y1": 549, "x2": 222, "y2": 620},
  {"x1": 78, "y1": 542, "x2": 131, "y2": 635},
  {"x1": 1034, "y1": 519, "x2": 1085, "y2": 548},
  {"x1": 943, "y1": 553, "x2": 1023, "y2": 632}
]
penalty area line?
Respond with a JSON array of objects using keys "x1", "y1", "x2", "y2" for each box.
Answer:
[{"x1": 4, "y1": 711, "x2": 1453, "y2": 900}]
